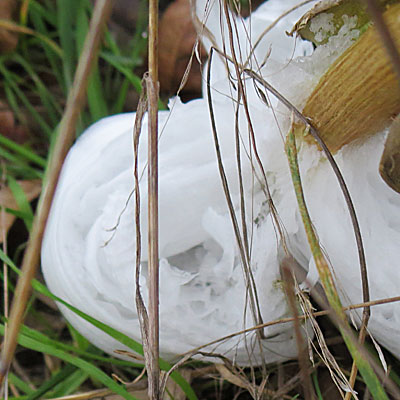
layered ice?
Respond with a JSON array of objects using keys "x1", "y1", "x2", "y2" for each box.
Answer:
[{"x1": 41, "y1": 0, "x2": 400, "y2": 365}]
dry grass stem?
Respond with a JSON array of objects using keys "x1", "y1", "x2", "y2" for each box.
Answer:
[
  {"x1": 178, "y1": 294, "x2": 400, "y2": 357},
  {"x1": 147, "y1": 1, "x2": 161, "y2": 391},
  {"x1": 133, "y1": 79, "x2": 154, "y2": 398},
  {"x1": 221, "y1": 3, "x2": 269, "y2": 357},
  {"x1": 206, "y1": 48, "x2": 264, "y2": 349},
  {"x1": 134, "y1": 0, "x2": 161, "y2": 393},
  {"x1": 146, "y1": 76, "x2": 160, "y2": 399},
  {"x1": 0, "y1": 0, "x2": 114, "y2": 386}
]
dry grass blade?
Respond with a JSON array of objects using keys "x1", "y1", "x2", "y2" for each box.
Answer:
[
  {"x1": 0, "y1": 0, "x2": 114, "y2": 386},
  {"x1": 133, "y1": 76, "x2": 152, "y2": 399},
  {"x1": 0, "y1": 19, "x2": 62, "y2": 55}
]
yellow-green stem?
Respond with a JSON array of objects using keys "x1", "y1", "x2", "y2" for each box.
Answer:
[{"x1": 285, "y1": 128, "x2": 389, "y2": 400}]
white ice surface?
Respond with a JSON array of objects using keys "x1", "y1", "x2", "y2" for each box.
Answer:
[{"x1": 42, "y1": 0, "x2": 400, "y2": 365}]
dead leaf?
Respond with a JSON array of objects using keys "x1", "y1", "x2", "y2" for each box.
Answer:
[
  {"x1": 215, "y1": 364, "x2": 250, "y2": 391},
  {"x1": 0, "y1": 179, "x2": 41, "y2": 242},
  {"x1": 0, "y1": 101, "x2": 29, "y2": 143},
  {"x1": 158, "y1": 0, "x2": 206, "y2": 96},
  {"x1": 0, "y1": 0, "x2": 19, "y2": 52}
]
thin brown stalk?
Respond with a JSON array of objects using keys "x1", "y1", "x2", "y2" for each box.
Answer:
[
  {"x1": 147, "y1": 0, "x2": 160, "y2": 396},
  {"x1": 159, "y1": 353, "x2": 193, "y2": 398},
  {"x1": 281, "y1": 257, "x2": 315, "y2": 400},
  {"x1": 147, "y1": 75, "x2": 160, "y2": 400},
  {"x1": 363, "y1": 0, "x2": 400, "y2": 84},
  {"x1": 132, "y1": 77, "x2": 161, "y2": 400},
  {"x1": 244, "y1": 68, "x2": 371, "y2": 367},
  {"x1": 0, "y1": 0, "x2": 114, "y2": 385},
  {"x1": 222, "y1": 1, "x2": 271, "y2": 348},
  {"x1": 148, "y1": 0, "x2": 158, "y2": 83},
  {"x1": 243, "y1": 68, "x2": 369, "y2": 308},
  {"x1": 179, "y1": 295, "x2": 400, "y2": 357},
  {"x1": 206, "y1": 47, "x2": 265, "y2": 364},
  {"x1": 217, "y1": 46, "x2": 371, "y2": 384}
]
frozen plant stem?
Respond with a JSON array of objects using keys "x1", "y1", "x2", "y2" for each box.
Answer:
[
  {"x1": 147, "y1": 0, "x2": 160, "y2": 397},
  {"x1": 285, "y1": 128, "x2": 388, "y2": 400},
  {"x1": 0, "y1": 0, "x2": 114, "y2": 386}
]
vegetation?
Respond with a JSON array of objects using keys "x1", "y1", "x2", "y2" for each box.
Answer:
[{"x1": 0, "y1": 1, "x2": 400, "y2": 399}]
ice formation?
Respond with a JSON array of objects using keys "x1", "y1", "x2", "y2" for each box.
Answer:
[{"x1": 41, "y1": 0, "x2": 400, "y2": 366}]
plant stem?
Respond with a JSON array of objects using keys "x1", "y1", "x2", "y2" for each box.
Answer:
[
  {"x1": 147, "y1": 0, "x2": 160, "y2": 397},
  {"x1": 0, "y1": 0, "x2": 114, "y2": 386}
]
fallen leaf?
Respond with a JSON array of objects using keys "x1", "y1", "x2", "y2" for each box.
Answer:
[
  {"x1": 215, "y1": 363, "x2": 250, "y2": 391},
  {"x1": 0, "y1": 0, "x2": 19, "y2": 53},
  {"x1": 0, "y1": 179, "x2": 41, "y2": 242},
  {"x1": 158, "y1": 0, "x2": 206, "y2": 96},
  {"x1": 0, "y1": 101, "x2": 29, "y2": 143}
]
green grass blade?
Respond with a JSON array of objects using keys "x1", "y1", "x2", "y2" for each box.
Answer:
[
  {"x1": 17, "y1": 323, "x2": 140, "y2": 368},
  {"x1": 100, "y1": 51, "x2": 142, "y2": 93},
  {"x1": 24, "y1": 364, "x2": 77, "y2": 400},
  {"x1": 28, "y1": 1, "x2": 65, "y2": 91},
  {"x1": 56, "y1": 0, "x2": 78, "y2": 91},
  {"x1": 0, "y1": 323, "x2": 139, "y2": 400},
  {"x1": 0, "y1": 250, "x2": 199, "y2": 400},
  {"x1": 0, "y1": 134, "x2": 46, "y2": 168},
  {"x1": 7, "y1": 175, "x2": 34, "y2": 230},
  {"x1": 11, "y1": 53, "x2": 62, "y2": 126},
  {"x1": 50, "y1": 368, "x2": 89, "y2": 397},
  {"x1": 75, "y1": 2, "x2": 108, "y2": 121},
  {"x1": 23, "y1": 0, "x2": 57, "y2": 26},
  {"x1": 312, "y1": 371, "x2": 323, "y2": 400},
  {"x1": 0, "y1": 146, "x2": 42, "y2": 178},
  {"x1": 7, "y1": 372, "x2": 35, "y2": 395},
  {"x1": 1, "y1": 64, "x2": 53, "y2": 137}
]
